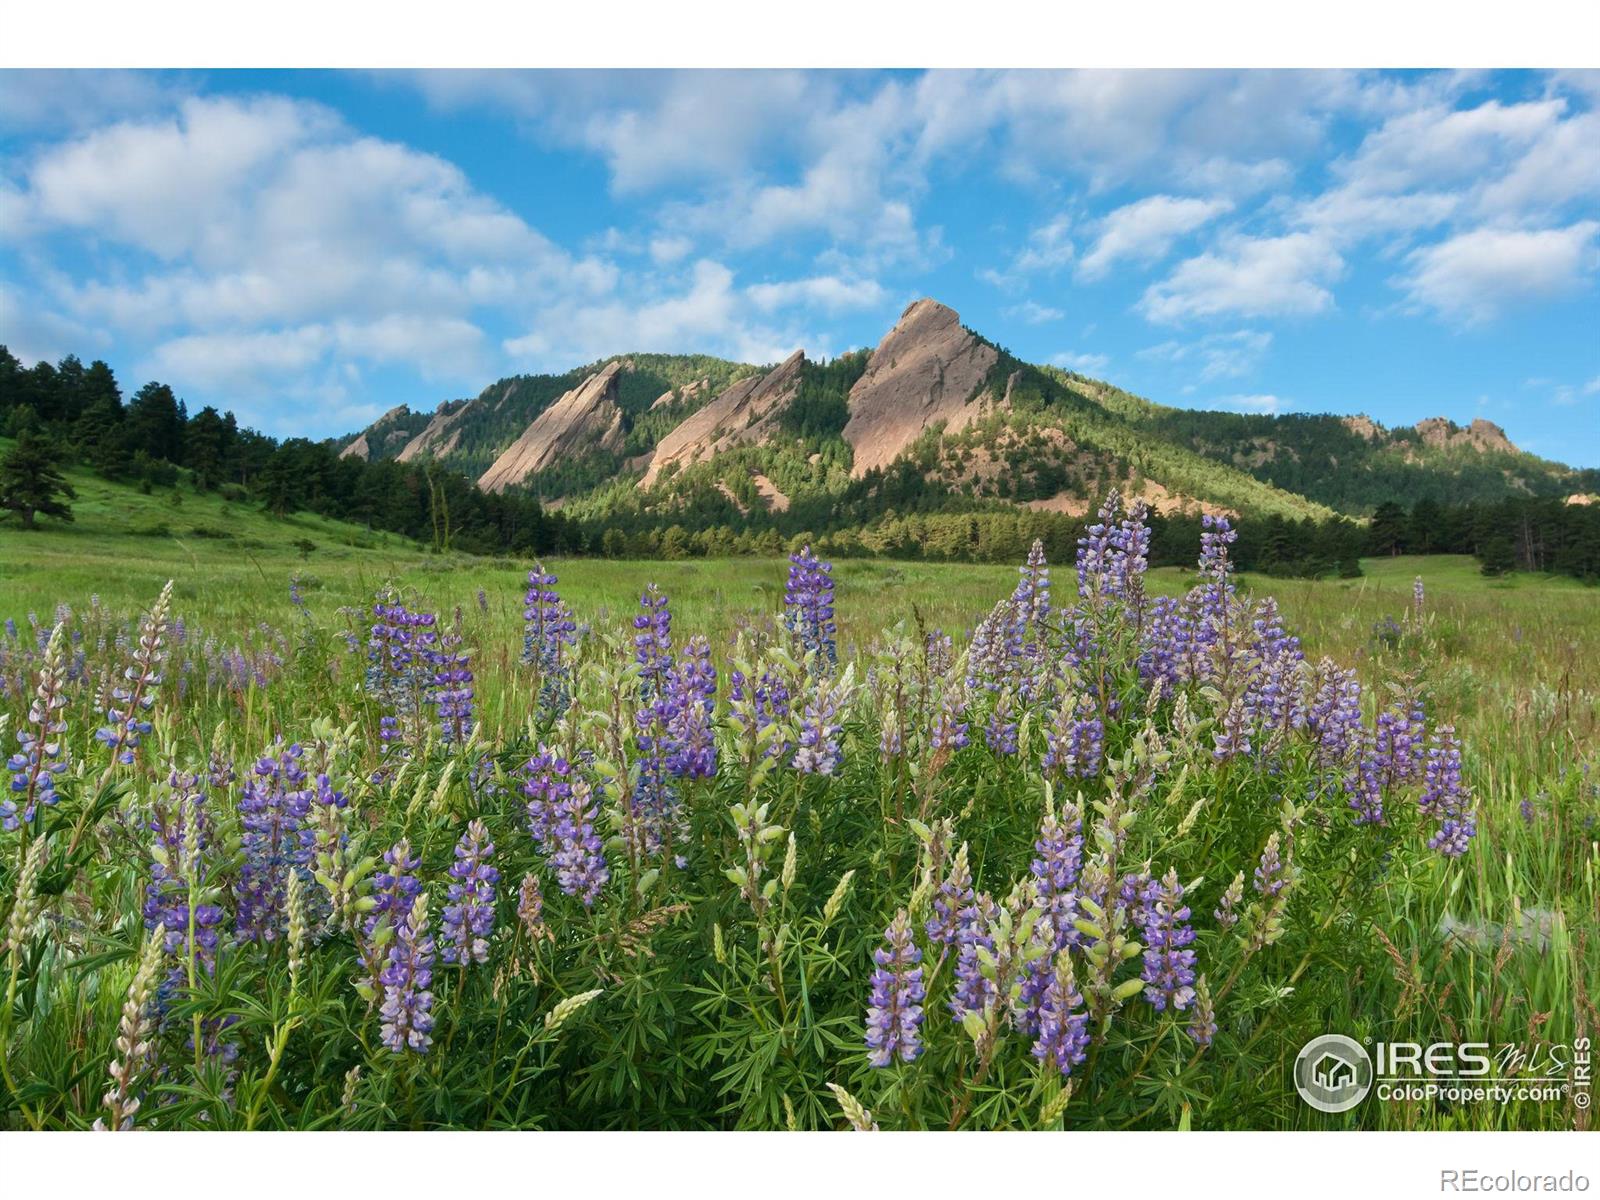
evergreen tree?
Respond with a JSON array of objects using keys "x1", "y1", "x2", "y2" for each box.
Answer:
[{"x1": 0, "y1": 429, "x2": 77, "y2": 529}]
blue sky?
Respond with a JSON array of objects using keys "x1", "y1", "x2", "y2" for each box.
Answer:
[{"x1": 1, "y1": 69, "x2": 1597, "y2": 464}]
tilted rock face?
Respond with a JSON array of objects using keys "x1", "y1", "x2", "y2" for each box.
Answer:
[
  {"x1": 843, "y1": 299, "x2": 1000, "y2": 477},
  {"x1": 397, "y1": 400, "x2": 475, "y2": 463},
  {"x1": 1414, "y1": 416, "x2": 1517, "y2": 454},
  {"x1": 639, "y1": 351, "x2": 806, "y2": 488},
  {"x1": 478, "y1": 361, "x2": 626, "y2": 493},
  {"x1": 340, "y1": 404, "x2": 416, "y2": 460},
  {"x1": 1341, "y1": 414, "x2": 1382, "y2": 442}
]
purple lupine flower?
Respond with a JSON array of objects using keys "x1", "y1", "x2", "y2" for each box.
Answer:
[
  {"x1": 1306, "y1": 659, "x2": 1363, "y2": 771},
  {"x1": 1140, "y1": 868, "x2": 1197, "y2": 1012},
  {"x1": 633, "y1": 585, "x2": 674, "y2": 702},
  {"x1": 1042, "y1": 693, "x2": 1104, "y2": 779},
  {"x1": 926, "y1": 845, "x2": 974, "y2": 945},
  {"x1": 1421, "y1": 725, "x2": 1475, "y2": 857},
  {"x1": 366, "y1": 597, "x2": 440, "y2": 752},
  {"x1": 4, "y1": 623, "x2": 69, "y2": 831},
  {"x1": 664, "y1": 635, "x2": 717, "y2": 779},
  {"x1": 1013, "y1": 538, "x2": 1052, "y2": 629},
  {"x1": 521, "y1": 748, "x2": 572, "y2": 844},
  {"x1": 1214, "y1": 871, "x2": 1245, "y2": 929},
  {"x1": 792, "y1": 671, "x2": 850, "y2": 776},
  {"x1": 235, "y1": 742, "x2": 312, "y2": 942},
  {"x1": 379, "y1": 894, "x2": 436, "y2": 1054},
  {"x1": 1030, "y1": 803, "x2": 1084, "y2": 951},
  {"x1": 1199, "y1": 513, "x2": 1237, "y2": 584},
  {"x1": 1031, "y1": 953, "x2": 1090, "y2": 1077},
  {"x1": 366, "y1": 839, "x2": 422, "y2": 942},
  {"x1": 865, "y1": 909, "x2": 925, "y2": 1067},
  {"x1": 1411, "y1": 576, "x2": 1425, "y2": 624},
  {"x1": 784, "y1": 546, "x2": 837, "y2": 669},
  {"x1": 983, "y1": 691, "x2": 1020, "y2": 755},
  {"x1": 948, "y1": 894, "x2": 999, "y2": 1020},
  {"x1": 729, "y1": 662, "x2": 793, "y2": 761},
  {"x1": 523, "y1": 564, "x2": 577, "y2": 717},
  {"x1": 144, "y1": 769, "x2": 226, "y2": 993},
  {"x1": 1344, "y1": 737, "x2": 1387, "y2": 825},
  {"x1": 431, "y1": 640, "x2": 475, "y2": 744},
  {"x1": 94, "y1": 581, "x2": 173, "y2": 768},
  {"x1": 549, "y1": 777, "x2": 609, "y2": 906},
  {"x1": 1247, "y1": 599, "x2": 1306, "y2": 738},
  {"x1": 1254, "y1": 832, "x2": 1292, "y2": 900},
  {"x1": 442, "y1": 820, "x2": 498, "y2": 966},
  {"x1": 929, "y1": 683, "x2": 970, "y2": 754},
  {"x1": 1076, "y1": 492, "x2": 1152, "y2": 609}
]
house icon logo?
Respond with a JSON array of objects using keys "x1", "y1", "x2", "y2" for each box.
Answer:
[{"x1": 1294, "y1": 1035, "x2": 1373, "y2": 1113}]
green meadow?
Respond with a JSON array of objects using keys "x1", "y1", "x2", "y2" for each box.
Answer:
[{"x1": 1, "y1": 469, "x2": 1596, "y2": 1130}]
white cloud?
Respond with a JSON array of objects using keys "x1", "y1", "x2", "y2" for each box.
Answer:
[
  {"x1": 1004, "y1": 301, "x2": 1065, "y2": 325},
  {"x1": 1397, "y1": 222, "x2": 1600, "y2": 324},
  {"x1": 1215, "y1": 394, "x2": 1286, "y2": 414},
  {"x1": 3, "y1": 94, "x2": 608, "y2": 423},
  {"x1": 504, "y1": 259, "x2": 815, "y2": 368},
  {"x1": 1051, "y1": 351, "x2": 1110, "y2": 375},
  {"x1": 1552, "y1": 375, "x2": 1600, "y2": 406},
  {"x1": 0, "y1": 70, "x2": 189, "y2": 136},
  {"x1": 1140, "y1": 330, "x2": 1272, "y2": 381},
  {"x1": 1077, "y1": 195, "x2": 1233, "y2": 281},
  {"x1": 0, "y1": 281, "x2": 99, "y2": 366},
  {"x1": 649, "y1": 235, "x2": 693, "y2": 265},
  {"x1": 746, "y1": 275, "x2": 886, "y2": 314},
  {"x1": 1140, "y1": 233, "x2": 1343, "y2": 323}
]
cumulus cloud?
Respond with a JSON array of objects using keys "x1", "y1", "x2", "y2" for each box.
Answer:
[
  {"x1": 1005, "y1": 301, "x2": 1065, "y2": 324},
  {"x1": 1396, "y1": 222, "x2": 1600, "y2": 324},
  {"x1": 2, "y1": 93, "x2": 609, "y2": 423},
  {"x1": 746, "y1": 275, "x2": 886, "y2": 314},
  {"x1": 1140, "y1": 330, "x2": 1272, "y2": 381},
  {"x1": 1215, "y1": 394, "x2": 1286, "y2": 414},
  {"x1": 1051, "y1": 350, "x2": 1110, "y2": 375},
  {"x1": 1140, "y1": 233, "x2": 1343, "y2": 323},
  {"x1": 1077, "y1": 195, "x2": 1232, "y2": 281},
  {"x1": 504, "y1": 259, "x2": 818, "y2": 368}
]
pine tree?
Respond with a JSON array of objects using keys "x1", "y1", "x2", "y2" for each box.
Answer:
[{"x1": 0, "y1": 429, "x2": 77, "y2": 529}]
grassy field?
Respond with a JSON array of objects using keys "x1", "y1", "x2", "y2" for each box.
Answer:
[{"x1": 1, "y1": 479, "x2": 1596, "y2": 1130}]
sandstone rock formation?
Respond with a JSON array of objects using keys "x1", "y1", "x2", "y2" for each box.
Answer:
[
  {"x1": 639, "y1": 351, "x2": 806, "y2": 488},
  {"x1": 340, "y1": 405, "x2": 416, "y2": 460},
  {"x1": 397, "y1": 400, "x2": 476, "y2": 463},
  {"x1": 843, "y1": 299, "x2": 1000, "y2": 477},
  {"x1": 478, "y1": 361, "x2": 626, "y2": 493},
  {"x1": 1414, "y1": 416, "x2": 1516, "y2": 454}
]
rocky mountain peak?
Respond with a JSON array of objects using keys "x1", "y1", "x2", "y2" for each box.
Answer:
[
  {"x1": 1415, "y1": 415, "x2": 1517, "y2": 454},
  {"x1": 639, "y1": 350, "x2": 807, "y2": 489},
  {"x1": 842, "y1": 298, "x2": 1000, "y2": 477},
  {"x1": 477, "y1": 360, "x2": 626, "y2": 493}
]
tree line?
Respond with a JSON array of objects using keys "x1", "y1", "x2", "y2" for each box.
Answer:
[
  {"x1": 0, "y1": 346, "x2": 583, "y2": 556},
  {"x1": 1367, "y1": 496, "x2": 1600, "y2": 581}
]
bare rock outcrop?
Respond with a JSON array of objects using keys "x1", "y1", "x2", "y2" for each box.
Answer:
[
  {"x1": 1414, "y1": 416, "x2": 1517, "y2": 454},
  {"x1": 639, "y1": 352, "x2": 806, "y2": 488},
  {"x1": 340, "y1": 404, "x2": 417, "y2": 460},
  {"x1": 1341, "y1": 414, "x2": 1382, "y2": 442},
  {"x1": 478, "y1": 361, "x2": 626, "y2": 493},
  {"x1": 843, "y1": 299, "x2": 999, "y2": 477},
  {"x1": 397, "y1": 400, "x2": 475, "y2": 463}
]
